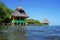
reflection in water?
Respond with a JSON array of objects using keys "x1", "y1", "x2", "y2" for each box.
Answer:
[
  {"x1": 0, "y1": 32, "x2": 7, "y2": 40},
  {"x1": 8, "y1": 26, "x2": 26, "y2": 40},
  {"x1": 0, "y1": 26, "x2": 26, "y2": 40}
]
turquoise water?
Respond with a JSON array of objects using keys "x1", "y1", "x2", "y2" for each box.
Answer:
[{"x1": 0, "y1": 25, "x2": 60, "y2": 40}]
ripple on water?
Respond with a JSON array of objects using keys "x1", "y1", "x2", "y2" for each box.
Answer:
[
  {"x1": 26, "y1": 26, "x2": 60, "y2": 40},
  {"x1": 45, "y1": 35, "x2": 60, "y2": 40}
]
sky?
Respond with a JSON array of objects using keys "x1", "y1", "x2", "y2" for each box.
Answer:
[{"x1": 0, "y1": 0, "x2": 60, "y2": 25}]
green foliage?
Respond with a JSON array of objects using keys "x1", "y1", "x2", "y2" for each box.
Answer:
[
  {"x1": 0, "y1": 2, "x2": 13, "y2": 19},
  {"x1": 25, "y1": 19, "x2": 42, "y2": 25},
  {"x1": 34, "y1": 20, "x2": 41, "y2": 25}
]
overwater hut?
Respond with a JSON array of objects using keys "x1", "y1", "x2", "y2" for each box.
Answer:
[
  {"x1": 11, "y1": 7, "x2": 29, "y2": 26},
  {"x1": 42, "y1": 18, "x2": 49, "y2": 25}
]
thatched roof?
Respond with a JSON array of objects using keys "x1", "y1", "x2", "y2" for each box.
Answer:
[
  {"x1": 11, "y1": 7, "x2": 29, "y2": 18},
  {"x1": 42, "y1": 18, "x2": 49, "y2": 23}
]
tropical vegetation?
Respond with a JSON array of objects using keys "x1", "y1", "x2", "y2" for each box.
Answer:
[{"x1": 0, "y1": 2, "x2": 13, "y2": 20}]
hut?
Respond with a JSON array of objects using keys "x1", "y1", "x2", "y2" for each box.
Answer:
[
  {"x1": 11, "y1": 7, "x2": 29, "y2": 26},
  {"x1": 42, "y1": 18, "x2": 49, "y2": 25}
]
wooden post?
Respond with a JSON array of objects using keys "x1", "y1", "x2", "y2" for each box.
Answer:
[{"x1": 19, "y1": 23, "x2": 21, "y2": 26}]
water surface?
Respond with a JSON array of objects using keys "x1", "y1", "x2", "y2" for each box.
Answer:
[{"x1": 0, "y1": 25, "x2": 60, "y2": 40}]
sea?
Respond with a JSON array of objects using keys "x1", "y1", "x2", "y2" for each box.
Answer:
[{"x1": 0, "y1": 25, "x2": 60, "y2": 40}]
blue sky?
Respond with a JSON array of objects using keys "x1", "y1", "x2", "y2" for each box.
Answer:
[{"x1": 0, "y1": 0, "x2": 60, "y2": 25}]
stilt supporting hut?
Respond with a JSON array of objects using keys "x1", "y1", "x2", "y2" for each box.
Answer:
[{"x1": 11, "y1": 7, "x2": 29, "y2": 26}]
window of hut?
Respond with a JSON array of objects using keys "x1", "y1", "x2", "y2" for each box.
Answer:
[{"x1": 19, "y1": 10, "x2": 25, "y2": 13}]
